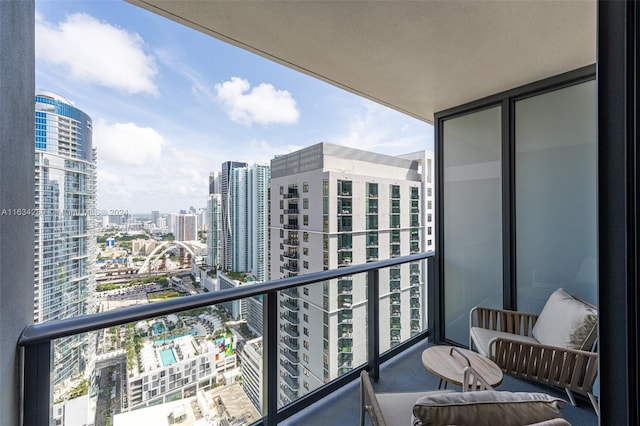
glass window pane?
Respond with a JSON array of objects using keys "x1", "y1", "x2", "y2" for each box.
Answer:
[
  {"x1": 379, "y1": 260, "x2": 427, "y2": 353},
  {"x1": 443, "y1": 106, "x2": 502, "y2": 345},
  {"x1": 515, "y1": 81, "x2": 597, "y2": 312}
]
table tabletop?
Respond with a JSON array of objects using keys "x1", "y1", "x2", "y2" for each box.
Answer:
[{"x1": 421, "y1": 345, "x2": 503, "y2": 388}]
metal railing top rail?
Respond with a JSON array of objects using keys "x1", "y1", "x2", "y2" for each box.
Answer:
[{"x1": 19, "y1": 251, "x2": 433, "y2": 346}]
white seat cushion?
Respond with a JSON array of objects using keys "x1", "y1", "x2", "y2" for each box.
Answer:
[
  {"x1": 377, "y1": 390, "x2": 455, "y2": 425},
  {"x1": 470, "y1": 327, "x2": 539, "y2": 357},
  {"x1": 532, "y1": 288, "x2": 598, "y2": 350},
  {"x1": 412, "y1": 390, "x2": 567, "y2": 426}
]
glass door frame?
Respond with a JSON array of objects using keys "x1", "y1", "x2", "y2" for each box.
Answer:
[{"x1": 432, "y1": 65, "x2": 596, "y2": 345}]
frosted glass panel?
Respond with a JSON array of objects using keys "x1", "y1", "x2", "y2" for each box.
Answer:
[
  {"x1": 443, "y1": 106, "x2": 502, "y2": 345},
  {"x1": 516, "y1": 81, "x2": 597, "y2": 313}
]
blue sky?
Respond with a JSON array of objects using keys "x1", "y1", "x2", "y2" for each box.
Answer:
[{"x1": 35, "y1": 0, "x2": 433, "y2": 213}]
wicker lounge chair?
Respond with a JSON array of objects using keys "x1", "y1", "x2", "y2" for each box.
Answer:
[
  {"x1": 469, "y1": 288, "x2": 598, "y2": 414},
  {"x1": 360, "y1": 370, "x2": 569, "y2": 426}
]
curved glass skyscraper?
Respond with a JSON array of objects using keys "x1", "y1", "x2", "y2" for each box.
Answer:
[{"x1": 34, "y1": 92, "x2": 97, "y2": 389}]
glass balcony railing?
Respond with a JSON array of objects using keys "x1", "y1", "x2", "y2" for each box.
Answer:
[
  {"x1": 283, "y1": 287, "x2": 299, "y2": 298},
  {"x1": 282, "y1": 325, "x2": 300, "y2": 338},
  {"x1": 280, "y1": 348, "x2": 299, "y2": 363},
  {"x1": 280, "y1": 360, "x2": 299, "y2": 377},
  {"x1": 282, "y1": 264, "x2": 299, "y2": 272},
  {"x1": 280, "y1": 385, "x2": 298, "y2": 402},
  {"x1": 280, "y1": 312, "x2": 299, "y2": 325},
  {"x1": 18, "y1": 252, "x2": 433, "y2": 426},
  {"x1": 282, "y1": 374, "x2": 299, "y2": 390},
  {"x1": 281, "y1": 337, "x2": 299, "y2": 351},
  {"x1": 280, "y1": 298, "x2": 299, "y2": 311},
  {"x1": 283, "y1": 251, "x2": 299, "y2": 259}
]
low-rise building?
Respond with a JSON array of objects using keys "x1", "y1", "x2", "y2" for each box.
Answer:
[
  {"x1": 239, "y1": 337, "x2": 263, "y2": 414},
  {"x1": 217, "y1": 272, "x2": 257, "y2": 320},
  {"x1": 126, "y1": 333, "x2": 237, "y2": 411}
]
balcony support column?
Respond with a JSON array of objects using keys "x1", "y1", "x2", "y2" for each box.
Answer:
[
  {"x1": 367, "y1": 269, "x2": 380, "y2": 381},
  {"x1": 0, "y1": 1, "x2": 35, "y2": 425},
  {"x1": 23, "y1": 342, "x2": 51, "y2": 426},
  {"x1": 263, "y1": 291, "x2": 279, "y2": 425},
  {"x1": 598, "y1": 1, "x2": 640, "y2": 423}
]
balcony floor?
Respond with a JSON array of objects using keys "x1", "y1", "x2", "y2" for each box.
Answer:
[{"x1": 282, "y1": 339, "x2": 597, "y2": 425}]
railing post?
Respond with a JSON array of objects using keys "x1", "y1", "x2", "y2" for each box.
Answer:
[
  {"x1": 263, "y1": 291, "x2": 279, "y2": 425},
  {"x1": 427, "y1": 256, "x2": 437, "y2": 342},
  {"x1": 367, "y1": 269, "x2": 380, "y2": 381},
  {"x1": 22, "y1": 341, "x2": 51, "y2": 426}
]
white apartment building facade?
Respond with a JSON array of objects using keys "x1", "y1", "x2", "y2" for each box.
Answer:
[
  {"x1": 269, "y1": 143, "x2": 433, "y2": 406},
  {"x1": 127, "y1": 334, "x2": 237, "y2": 411},
  {"x1": 239, "y1": 337, "x2": 263, "y2": 414},
  {"x1": 218, "y1": 272, "x2": 248, "y2": 320}
]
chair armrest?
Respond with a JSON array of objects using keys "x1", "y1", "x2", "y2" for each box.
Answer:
[
  {"x1": 488, "y1": 337, "x2": 598, "y2": 393},
  {"x1": 462, "y1": 365, "x2": 494, "y2": 392},
  {"x1": 360, "y1": 371, "x2": 387, "y2": 426},
  {"x1": 469, "y1": 306, "x2": 539, "y2": 348}
]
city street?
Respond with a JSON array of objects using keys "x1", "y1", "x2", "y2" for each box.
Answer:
[{"x1": 94, "y1": 355, "x2": 126, "y2": 426}]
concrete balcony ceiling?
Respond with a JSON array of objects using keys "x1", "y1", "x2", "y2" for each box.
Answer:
[{"x1": 128, "y1": 0, "x2": 595, "y2": 123}]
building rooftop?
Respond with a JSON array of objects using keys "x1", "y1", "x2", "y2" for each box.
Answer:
[
  {"x1": 114, "y1": 383, "x2": 260, "y2": 426},
  {"x1": 271, "y1": 142, "x2": 422, "y2": 179}
]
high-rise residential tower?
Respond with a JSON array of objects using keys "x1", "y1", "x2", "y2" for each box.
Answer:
[
  {"x1": 206, "y1": 193, "x2": 222, "y2": 268},
  {"x1": 269, "y1": 142, "x2": 433, "y2": 405},
  {"x1": 221, "y1": 162, "x2": 271, "y2": 281},
  {"x1": 248, "y1": 164, "x2": 270, "y2": 281},
  {"x1": 221, "y1": 161, "x2": 247, "y2": 269},
  {"x1": 34, "y1": 92, "x2": 97, "y2": 388},
  {"x1": 209, "y1": 171, "x2": 220, "y2": 195},
  {"x1": 174, "y1": 213, "x2": 197, "y2": 241}
]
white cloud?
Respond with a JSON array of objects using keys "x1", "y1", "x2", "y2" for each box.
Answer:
[
  {"x1": 95, "y1": 142, "x2": 209, "y2": 213},
  {"x1": 36, "y1": 12, "x2": 158, "y2": 95},
  {"x1": 94, "y1": 120, "x2": 165, "y2": 166},
  {"x1": 332, "y1": 103, "x2": 433, "y2": 154},
  {"x1": 97, "y1": 169, "x2": 122, "y2": 185},
  {"x1": 242, "y1": 139, "x2": 305, "y2": 164},
  {"x1": 215, "y1": 77, "x2": 300, "y2": 125}
]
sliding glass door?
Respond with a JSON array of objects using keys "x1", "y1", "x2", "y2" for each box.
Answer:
[
  {"x1": 515, "y1": 81, "x2": 597, "y2": 312},
  {"x1": 437, "y1": 68, "x2": 597, "y2": 346},
  {"x1": 442, "y1": 106, "x2": 503, "y2": 345}
]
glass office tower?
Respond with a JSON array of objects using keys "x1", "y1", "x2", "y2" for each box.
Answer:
[{"x1": 34, "y1": 92, "x2": 97, "y2": 389}]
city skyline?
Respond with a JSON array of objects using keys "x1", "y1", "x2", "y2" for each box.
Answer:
[{"x1": 34, "y1": 0, "x2": 433, "y2": 213}]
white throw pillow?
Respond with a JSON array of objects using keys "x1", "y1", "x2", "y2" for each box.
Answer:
[{"x1": 532, "y1": 288, "x2": 597, "y2": 350}]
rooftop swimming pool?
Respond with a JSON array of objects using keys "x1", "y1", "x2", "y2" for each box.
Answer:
[
  {"x1": 151, "y1": 321, "x2": 166, "y2": 335},
  {"x1": 159, "y1": 348, "x2": 177, "y2": 366},
  {"x1": 153, "y1": 328, "x2": 199, "y2": 346}
]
